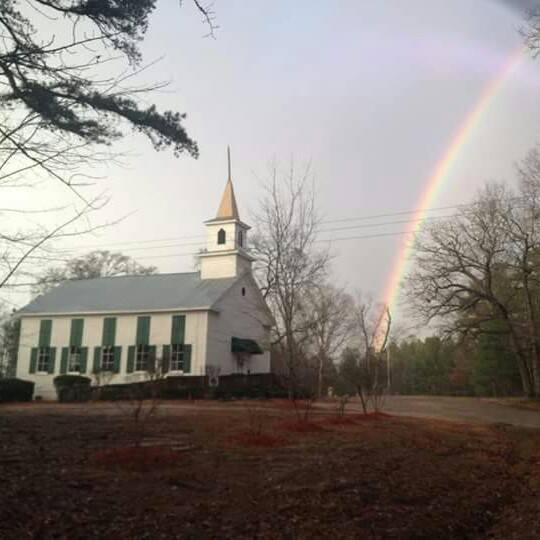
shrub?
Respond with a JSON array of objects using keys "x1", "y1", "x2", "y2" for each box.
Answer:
[
  {"x1": 0, "y1": 378, "x2": 35, "y2": 402},
  {"x1": 53, "y1": 374, "x2": 92, "y2": 402},
  {"x1": 210, "y1": 384, "x2": 288, "y2": 400},
  {"x1": 160, "y1": 386, "x2": 206, "y2": 400}
]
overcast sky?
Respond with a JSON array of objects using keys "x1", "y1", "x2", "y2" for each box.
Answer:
[{"x1": 8, "y1": 0, "x2": 540, "y2": 319}]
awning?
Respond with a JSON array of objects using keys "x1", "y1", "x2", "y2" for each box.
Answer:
[{"x1": 231, "y1": 337, "x2": 264, "y2": 355}]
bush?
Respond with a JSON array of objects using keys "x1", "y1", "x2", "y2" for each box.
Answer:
[
  {"x1": 160, "y1": 386, "x2": 206, "y2": 400},
  {"x1": 210, "y1": 384, "x2": 288, "y2": 400},
  {"x1": 53, "y1": 374, "x2": 92, "y2": 402},
  {"x1": 0, "y1": 378, "x2": 35, "y2": 402}
]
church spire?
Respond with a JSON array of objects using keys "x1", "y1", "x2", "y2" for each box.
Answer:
[
  {"x1": 215, "y1": 146, "x2": 240, "y2": 220},
  {"x1": 227, "y1": 145, "x2": 231, "y2": 181}
]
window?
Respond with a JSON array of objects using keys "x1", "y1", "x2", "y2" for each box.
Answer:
[
  {"x1": 238, "y1": 230, "x2": 243, "y2": 247},
  {"x1": 241, "y1": 287, "x2": 246, "y2": 297},
  {"x1": 37, "y1": 347, "x2": 50, "y2": 372},
  {"x1": 135, "y1": 344, "x2": 150, "y2": 371},
  {"x1": 101, "y1": 346, "x2": 115, "y2": 372},
  {"x1": 68, "y1": 346, "x2": 81, "y2": 372},
  {"x1": 217, "y1": 228, "x2": 226, "y2": 245},
  {"x1": 171, "y1": 344, "x2": 185, "y2": 371}
]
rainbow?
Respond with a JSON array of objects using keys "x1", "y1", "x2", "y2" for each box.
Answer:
[{"x1": 382, "y1": 45, "x2": 527, "y2": 316}]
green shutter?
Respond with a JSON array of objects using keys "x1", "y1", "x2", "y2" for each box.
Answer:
[
  {"x1": 171, "y1": 315, "x2": 185, "y2": 345},
  {"x1": 69, "y1": 319, "x2": 84, "y2": 347},
  {"x1": 127, "y1": 346, "x2": 135, "y2": 373},
  {"x1": 183, "y1": 344, "x2": 192, "y2": 373},
  {"x1": 80, "y1": 347, "x2": 88, "y2": 373},
  {"x1": 102, "y1": 318, "x2": 116, "y2": 347},
  {"x1": 93, "y1": 347, "x2": 101, "y2": 374},
  {"x1": 60, "y1": 347, "x2": 69, "y2": 374},
  {"x1": 113, "y1": 346, "x2": 122, "y2": 373},
  {"x1": 136, "y1": 316, "x2": 150, "y2": 345},
  {"x1": 29, "y1": 348, "x2": 37, "y2": 374},
  {"x1": 38, "y1": 320, "x2": 52, "y2": 347},
  {"x1": 162, "y1": 345, "x2": 170, "y2": 373},
  {"x1": 148, "y1": 345, "x2": 156, "y2": 373},
  {"x1": 48, "y1": 347, "x2": 56, "y2": 374}
]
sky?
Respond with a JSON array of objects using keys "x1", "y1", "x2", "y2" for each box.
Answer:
[{"x1": 7, "y1": 0, "x2": 540, "y2": 321}]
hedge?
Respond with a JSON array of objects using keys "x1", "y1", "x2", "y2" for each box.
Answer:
[
  {"x1": 0, "y1": 378, "x2": 35, "y2": 403},
  {"x1": 210, "y1": 385, "x2": 288, "y2": 400},
  {"x1": 53, "y1": 374, "x2": 92, "y2": 402}
]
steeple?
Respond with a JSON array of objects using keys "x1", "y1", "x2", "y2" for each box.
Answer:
[
  {"x1": 199, "y1": 146, "x2": 254, "y2": 280},
  {"x1": 215, "y1": 146, "x2": 240, "y2": 220}
]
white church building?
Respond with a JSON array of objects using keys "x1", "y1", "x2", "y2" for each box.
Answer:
[{"x1": 16, "y1": 164, "x2": 273, "y2": 399}]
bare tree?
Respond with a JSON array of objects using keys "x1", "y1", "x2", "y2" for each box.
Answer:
[
  {"x1": 0, "y1": 1, "x2": 214, "y2": 295},
  {"x1": 33, "y1": 250, "x2": 157, "y2": 296},
  {"x1": 251, "y1": 162, "x2": 330, "y2": 399},
  {"x1": 303, "y1": 284, "x2": 354, "y2": 398},
  {"x1": 404, "y1": 154, "x2": 540, "y2": 397},
  {"x1": 115, "y1": 352, "x2": 167, "y2": 447},
  {"x1": 501, "y1": 151, "x2": 540, "y2": 396},
  {"x1": 404, "y1": 185, "x2": 532, "y2": 393},
  {"x1": 340, "y1": 297, "x2": 391, "y2": 414}
]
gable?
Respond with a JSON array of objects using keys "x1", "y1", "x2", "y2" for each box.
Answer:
[{"x1": 212, "y1": 272, "x2": 274, "y2": 327}]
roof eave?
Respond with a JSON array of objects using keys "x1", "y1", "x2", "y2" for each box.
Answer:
[{"x1": 17, "y1": 306, "x2": 219, "y2": 318}]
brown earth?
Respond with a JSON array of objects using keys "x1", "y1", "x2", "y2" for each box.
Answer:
[{"x1": 0, "y1": 399, "x2": 539, "y2": 539}]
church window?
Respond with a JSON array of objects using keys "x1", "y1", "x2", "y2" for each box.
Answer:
[
  {"x1": 135, "y1": 344, "x2": 150, "y2": 371},
  {"x1": 171, "y1": 344, "x2": 185, "y2": 371},
  {"x1": 241, "y1": 287, "x2": 246, "y2": 297},
  {"x1": 238, "y1": 230, "x2": 243, "y2": 247},
  {"x1": 217, "y1": 228, "x2": 226, "y2": 245},
  {"x1": 101, "y1": 346, "x2": 115, "y2": 371},
  {"x1": 68, "y1": 346, "x2": 82, "y2": 372},
  {"x1": 37, "y1": 347, "x2": 51, "y2": 372}
]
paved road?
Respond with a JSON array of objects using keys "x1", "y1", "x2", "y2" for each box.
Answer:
[{"x1": 364, "y1": 395, "x2": 540, "y2": 429}]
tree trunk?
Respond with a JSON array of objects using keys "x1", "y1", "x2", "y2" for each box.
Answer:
[
  {"x1": 522, "y1": 277, "x2": 540, "y2": 397},
  {"x1": 357, "y1": 386, "x2": 368, "y2": 415},
  {"x1": 317, "y1": 354, "x2": 323, "y2": 399},
  {"x1": 509, "y1": 335, "x2": 534, "y2": 397},
  {"x1": 498, "y1": 309, "x2": 535, "y2": 397}
]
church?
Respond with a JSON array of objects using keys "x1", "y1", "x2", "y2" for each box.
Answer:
[{"x1": 16, "y1": 161, "x2": 273, "y2": 400}]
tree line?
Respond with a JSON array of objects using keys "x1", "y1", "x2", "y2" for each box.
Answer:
[{"x1": 405, "y1": 149, "x2": 540, "y2": 399}]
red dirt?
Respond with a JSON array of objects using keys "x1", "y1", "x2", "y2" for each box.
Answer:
[
  {"x1": 228, "y1": 432, "x2": 288, "y2": 448},
  {"x1": 93, "y1": 445, "x2": 183, "y2": 471},
  {"x1": 320, "y1": 415, "x2": 358, "y2": 426},
  {"x1": 353, "y1": 411, "x2": 393, "y2": 420},
  {"x1": 319, "y1": 412, "x2": 392, "y2": 426},
  {"x1": 1, "y1": 400, "x2": 539, "y2": 539},
  {"x1": 278, "y1": 419, "x2": 326, "y2": 433}
]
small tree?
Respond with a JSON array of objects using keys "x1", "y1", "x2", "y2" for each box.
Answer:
[
  {"x1": 340, "y1": 298, "x2": 391, "y2": 414},
  {"x1": 303, "y1": 284, "x2": 354, "y2": 398},
  {"x1": 251, "y1": 161, "x2": 330, "y2": 401},
  {"x1": 116, "y1": 352, "x2": 167, "y2": 447}
]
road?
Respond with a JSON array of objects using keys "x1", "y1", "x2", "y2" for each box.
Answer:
[{"x1": 365, "y1": 395, "x2": 540, "y2": 429}]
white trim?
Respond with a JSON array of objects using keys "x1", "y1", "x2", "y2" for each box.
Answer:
[
  {"x1": 198, "y1": 249, "x2": 255, "y2": 262},
  {"x1": 18, "y1": 306, "x2": 217, "y2": 318},
  {"x1": 203, "y1": 218, "x2": 251, "y2": 230}
]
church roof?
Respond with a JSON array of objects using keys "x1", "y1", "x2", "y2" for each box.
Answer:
[{"x1": 18, "y1": 272, "x2": 238, "y2": 316}]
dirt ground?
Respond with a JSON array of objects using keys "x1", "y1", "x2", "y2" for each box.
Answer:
[
  {"x1": 1, "y1": 400, "x2": 540, "y2": 539},
  {"x1": 379, "y1": 395, "x2": 540, "y2": 428}
]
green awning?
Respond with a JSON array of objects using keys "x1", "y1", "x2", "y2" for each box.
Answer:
[{"x1": 231, "y1": 337, "x2": 263, "y2": 355}]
